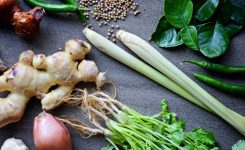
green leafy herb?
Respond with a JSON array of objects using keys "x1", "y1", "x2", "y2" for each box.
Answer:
[
  {"x1": 185, "y1": 128, "x2": 218, "y2": 148},
  {"x1": 195, "y1": 0, "x2": 220, "y2": 22},
  {"x1": 225, "y1": 22, "x2": 243, "y2": 37},
  {"x1": 164, "y1": 0, "x2": 193, "y2": 28},
  {"x1": 152, "y1": 0, "x2": 244, "y2": 58},
  {"x1": 151, "y1": 17, "x2": 183, "y2": 47},
  {"x1": 192, "y1": 0, "x2": 206, "y2": 13},
  {"x1": 230, "y1": 0, "x2": 245, "y2": 25},
  {"x1": 217, "y1": 0, "x2": 232, "y2": 24},
  {"x1": 151, "y1": 16, "x2": 172, "y2": 38},
  {"x1": 232, "y1": 140, "x2": 245, "y2": 150},
  {"x1": 100, "y1": 99, "x2": 219, "y2": 150},
  {"x1": 198, "y1": 22, "x2": 230, "y2": 58},
  {"x1": 180, "y1": 26, "x2": 199, "y2": 50},
  {"x1": 152, "y1": 28, "x2": 183, "y2": 48},
  {"x1": 63, "y1": 89, "x2": 220, "y2": 150}
]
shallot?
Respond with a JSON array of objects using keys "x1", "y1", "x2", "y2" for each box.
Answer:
[{"x1": 33, "y1": 112, "x2": 72, "y2": 150}]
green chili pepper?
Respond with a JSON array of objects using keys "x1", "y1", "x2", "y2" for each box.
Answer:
[
  {"x1": 65, "y1": 0, "x2": 77, "y2": 5},
  {"x1": 194, "y1": 73, "x2": 245, "y2": 95},
  {"x1": 185, "y1": 60, "x2": 245, "y2": 74},
  {"x1": 25, "y1": 0, "x2": 77, "y2": 13},
  {"x1": 24, "y1": 0, "x2": 90, "y2": 22}
]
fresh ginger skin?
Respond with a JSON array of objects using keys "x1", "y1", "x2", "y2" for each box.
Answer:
[{"x1": 0, "y1": 39, "x2": 106, "y2": 127}]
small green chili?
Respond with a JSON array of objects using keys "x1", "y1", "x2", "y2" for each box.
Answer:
[
  {"x1": 194, "y1": 73, "x2": 245, "y2": 96},
  {"x1": 24, "y1": 0, "x2": 90, "y2": 22},
  {"x1": 185, "y1": 60, "x2": 245, "y2": 74}
]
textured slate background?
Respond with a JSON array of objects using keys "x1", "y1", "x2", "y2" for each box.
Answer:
[{"x1": 0, "y1": 0, "x2": 244, "y2": 149}]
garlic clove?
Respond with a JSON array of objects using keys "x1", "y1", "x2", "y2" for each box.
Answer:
[{"x1": 1, "y1": 138, "x2": 29, "y2": 150}]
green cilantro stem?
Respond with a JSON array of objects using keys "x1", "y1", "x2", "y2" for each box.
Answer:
[{"x1": 62, "y1": 90, "x2": 220, "y2": 149}]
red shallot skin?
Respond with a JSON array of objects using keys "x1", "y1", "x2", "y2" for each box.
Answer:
[
  {"x1": 33, "y1": 112, "x2": 72, "y2": 150},
  {"x1": 12, "y1": 7, "x2": 45, "y2": 38}
]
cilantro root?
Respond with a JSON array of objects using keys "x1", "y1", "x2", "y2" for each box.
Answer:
[{"x1": 60, "y1": 89, "x2": 220, "y2": 150}]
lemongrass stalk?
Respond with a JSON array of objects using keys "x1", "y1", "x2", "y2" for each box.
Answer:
[
  {"x1": 116, "y1": 30, "x2": 245, "y2": 135},
  {"x1": 83, "y1": 28, "x2": 210, "y2": 112}
]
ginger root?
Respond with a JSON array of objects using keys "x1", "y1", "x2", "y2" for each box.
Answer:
[{"x1": 0, "y1": 39, "x2": 106, "y2": 127}]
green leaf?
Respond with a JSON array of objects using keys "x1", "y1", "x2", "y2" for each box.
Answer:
[
  {"x1": 180, "y1": 26, "x2": 199, "y2": 50},
  {"x1": 217, "y1": 0, "x2": 232, "y2": 24},
  {"x1": 198, "y1": 22, "x2": 230, "y2": 58},
  {"x1": 168, "y1": 120, "x2": 185, "y2": 133},
  {"x1": 160, "y1": 100, "x2": 168, "y2": 113},
  {"x1": 161, "y1": 100, "x2": 185, "y2": 133},
  {"x1": 152, "y1": 28, "x2": 184, "y2": 48},
  {"x1": 192, "y1": 0, "x2": 207, "y2": 12},
  {"x1": 171, "y1": 131, "x2": 185, "y2": 145},
  {"x1": 196, "y1": 23, "x2": 212, "y2": 31},
  {"x1": 232, "y1": 140, "x2": 245, "y2": 150},
  {"x1": 164, "y1": 0, "x2": 193, "y2": 28},
  {"x1": 151, "y1": 17, "x2": 184, "y2": 48},
  {"x1": 195, "y1": 0, "x2": 220, "y2": 22},
  {"x1": 185, "y1": 128, "x2": 218, "y2": 148},
  {"x1": 231, "y1": 0, "x2": 245, "y2": 25},
  {"x1": 225, "y1": 22, "x2": 243, "y2": 37},
  {"x1": 151, "y1": 16, "x2": 172, "y2": 39}
]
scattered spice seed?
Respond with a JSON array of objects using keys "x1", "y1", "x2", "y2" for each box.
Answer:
[
  {"x1": 112, "y1": 38, "x2": 116, "y2": 43},
  {"x1": 106, "y1": 24, "x2": 123, "y2": 42},
  {"x1": 134, "y1": 10, "x2": 141, "y2": 16},
  {"x1": 80, "y1": 0, "x2": 140, "y2": 40},
  {"x1": 79, "y1": 0, "x2": 140, "y2": 25}
]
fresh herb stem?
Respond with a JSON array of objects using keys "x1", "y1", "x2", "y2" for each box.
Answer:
[
  {"x1": 106, "y1": 138, "x2": 119, "y2": 150},
  {"x1": 131, "y1": 125, "x2": 182, "y2": 149},
  {"x1": 83, "y1": 28, "x2": 211, "y2": 112},
  {"x1": 116, "y1": 30, "x2": 245, "y2": 136},
  {"x1": 62, "y1": 90, "x2": 220, "y2": 149},
  {"x1": 112, "y1": 103, "x2": 182, "y2": 149},
  {"x1": 110, "y1": 116, "x2": 180, "y2": 150}
]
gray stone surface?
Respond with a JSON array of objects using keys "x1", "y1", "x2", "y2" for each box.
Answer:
[{"x1": 0, "y1": 0, "x2": 244, "y2": 149}]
